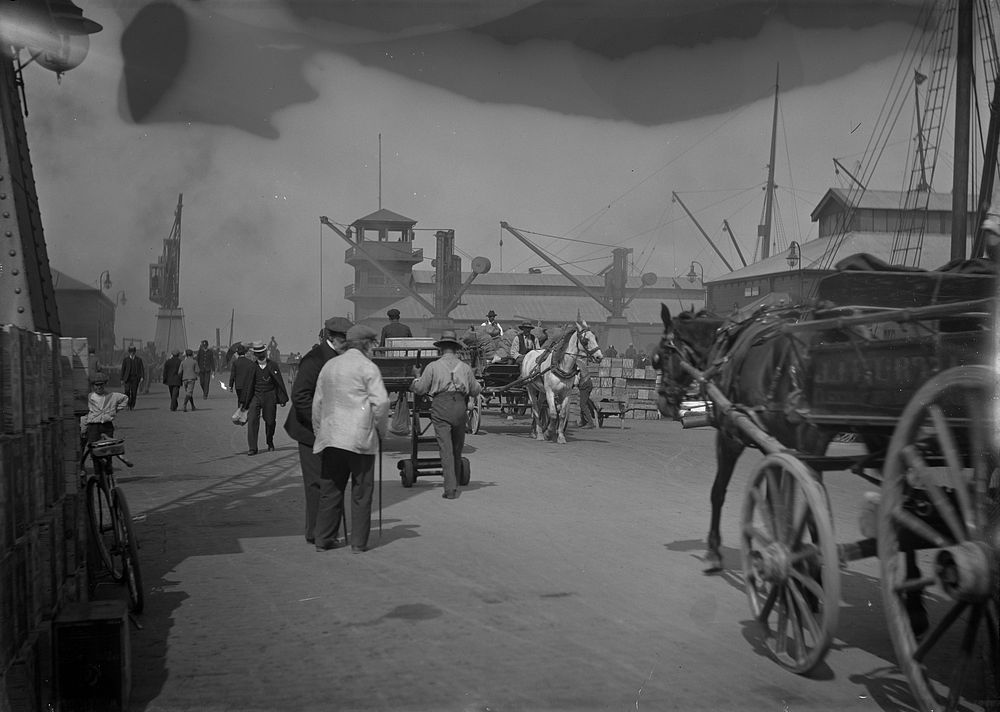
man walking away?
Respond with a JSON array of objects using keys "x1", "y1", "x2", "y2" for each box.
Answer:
[
  {"x1": 162, "y1": 349, "x2": 183, "y2": 411},
  {"x1": 229, "y1": 344, "x2": 253, "y2": 404},
  {"x1": 196, "y1": 339, "x2": 216, "y2": 399},
  {"x1": 311, "y1": 325, "x2": 388, "y2": 552},
  {"x1": 380, "y1": 308, "x2": 412, "y2": 346},
  {"x1": 284, "y1": 316, "x2": 352, "y2": 546},
  {"x1": 179, "y1": 348, "x2": 200, "y2": 412},
  {"x1": 119, "y1": 346, "x2": 145, "y2": 411},
  {"x1": 238, "y1": 341, "x2": 288, "y2": 455},
  {"x1": 411, "y1": 330, "x2": 481, "y2": 499}
]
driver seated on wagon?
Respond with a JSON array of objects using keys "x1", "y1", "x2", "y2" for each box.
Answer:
[{"x1": 490, "y1": 321, "x2": 539, "y2": 364}]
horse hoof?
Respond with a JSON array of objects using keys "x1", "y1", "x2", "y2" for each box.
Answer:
[{"x1": 557, "y1": 436, "x2": 567, "y2": 444}]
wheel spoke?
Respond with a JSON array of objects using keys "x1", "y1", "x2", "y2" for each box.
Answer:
[
  {"x1": 902, "y1": 446, "x2": 966, "y2": 544},
  {"x1": 785, "y1": 588, "x2": 808, "y2": 663},
  {"x1": 891, "y1": 506, "x2": 950, "y2": 548},
  {"x1": 788, "y1": 567, "x2": 825, "y2": 604},
  {"x1": 945, "y1": 604, "x2": 983, "y2": 711},
  {"x1": 985, "y1": 599, "x2": 1000, "y2": 672},
  {"x1": 775, "y1": 588, "x2": 790, "y2": 655},
  {"x1": 914, "y1": 600, "x2": 969, "y2": 663},
  {"x1": 743, "y1": 523, "x2": 774, "y2": 548},
  {"x1": 787, "y1": 498, "x2": 810, "y2": 549},
  {"x1": 758, "y1": 582, "x2": 780, "y2": 622},
  {"x1": 749, "y1": 487, "x2": 776, "y2": 540},
  {"x1": 766, "y1": 468, "x2": 784, "y2": 541},
  {"x1": 892, "y1": 575, "x2": 937, "y2": 594},
  {"x1": 927, "y1": 405, "x2": 975, "y2": 537},
  {"x1": 786, "y1": 578, "x2": 823, "y2": 643}
]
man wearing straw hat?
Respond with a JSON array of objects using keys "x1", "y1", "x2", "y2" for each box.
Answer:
[
  {"x1": 410, "y1": 330, "x2": 481, "y2": 499},
  {"x1": 238, "y1": 341, "x2": 289, "y2": 455}
]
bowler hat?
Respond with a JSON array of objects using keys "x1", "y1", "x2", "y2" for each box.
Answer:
[
  {"x1": 387, "y1": 308, "x2": 400, "y2": 319},
  {"x1": 127, "y1": 345, "x2": 136, "y2": 352},
  {"x1": 324, "y1": 316, "x2": 353, "y2": 336},
  {"x1": 346, "y1": 324, "x2": 378, "y2": 342},
  {"x1": 433, "y1": 330, "x2": 464, "y2": 350},
  {"x1": 486, "y1": 310, "x2": 497, "y2": 318}
]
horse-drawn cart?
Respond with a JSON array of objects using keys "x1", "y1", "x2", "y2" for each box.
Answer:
[{"x1": 655, "y1": 266, "x2": 998, "y2": 712}]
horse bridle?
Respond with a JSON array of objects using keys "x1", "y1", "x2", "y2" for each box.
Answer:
[
  {"x1": 654, "y1": 332, "x2": 701, "y2": 406},
  {"x1": 575, "y1": 325, "x2": 601, "y2": 362}
]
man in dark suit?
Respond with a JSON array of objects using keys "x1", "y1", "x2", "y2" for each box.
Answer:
[
  {"x1": 238, "y1": 341, "x2": 289, "y2": 455},
  {"x1": 284, "y1": 316, "x2": 352, "y2": 545},
  {"x1": 195, "y1": 339, "x2": 216, "y2": 399},
  {"x1": 228, "y1": 343, "x2": 254, "y2": 404},
  {"x1": 119, "y1": 345, "x2": 145, "y2": 411},
  {"x1": 162, "y1": 349, "x2": 183, "y2": 411}
]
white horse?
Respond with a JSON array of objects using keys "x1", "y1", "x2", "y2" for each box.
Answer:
[{"x1": 520, "y1": 320, "x2": 603, "y2": 444}]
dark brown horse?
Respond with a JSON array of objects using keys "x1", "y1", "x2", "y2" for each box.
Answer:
[
  {"x1": 651, "y1": 303, "x2": 928, "y2": 633},
  {"x1": 652, "y1": 303, "x2": 831, "y2": 572}
]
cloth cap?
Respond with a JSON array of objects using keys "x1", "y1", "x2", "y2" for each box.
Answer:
[
  {"x1": 434, "y1": 330, "x2": 464, "y2": 350},
  {"x1": 324, "y1": 316, "x2": 354, "y2": 336},
  {"x1": 486, "y1": 310, "x2": 497, "y2": 318},
  {"x1": 386, "y1": 308, "x2": 400, "y2": 319},
  {"x1": 346, "y1": 324, "x2": 378, "y2": 342},
  {"x1": 92, "y1": 372, "x2": 108, "y2": 384},
  {"x1": 250, "y1": 341, "x2": 267, "y2": 353}
]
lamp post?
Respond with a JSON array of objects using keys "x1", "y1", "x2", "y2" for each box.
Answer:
[
  {"x1": 96, "y1": 269, "x2": 111, "y2": 291},
  {"x1": 786, "y1": 241, "x2": 802, "y2": 299},
  {"x1": 114, "y1": 290, "x2": 126, "y2": 306},
  {"x1": 686, "y1": 260, "x2": 705, "y2": 284}
]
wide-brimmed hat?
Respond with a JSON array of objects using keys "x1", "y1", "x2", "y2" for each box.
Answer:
[
  {"x1": 324, "y1": 316, "x2": 353, "y2": 336},
  {"x1": 434, "y1": 330, "x2": 464, "y2": 350},
  {"x1": 250, "y1": 341, "x2": 267, "y2": 354},
  {"x1": 346, "y1": 324, "x2": 378, "y2": 342},
  {"x1": 486, "y1": 310, "x2": 497, "y2": 318},
  {"x1": 386, "y1": 308, "x2": 400, "y2": 319},
  {"x1": 518, "y1": 320, "x2": 534, "y2": 330}
]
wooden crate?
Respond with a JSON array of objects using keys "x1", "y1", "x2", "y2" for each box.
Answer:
[{"x1": 0, "y1": 435, "x2": 12, "y2": 553}]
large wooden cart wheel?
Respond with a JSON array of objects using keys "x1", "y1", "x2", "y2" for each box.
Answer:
[
  {"x1": 877, "y1": 365, "x2": 999, "y2": 712},
  {"x1": 467, "y1": 394, "x2": 482, "y2": 434},
  {"x1": 741, "y1": 452, "x2": 840, "y2": 674}
]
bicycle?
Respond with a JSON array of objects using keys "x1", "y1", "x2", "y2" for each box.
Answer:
[{"x1": 79, "y1": 435, "x2": 144, "y2": 614}]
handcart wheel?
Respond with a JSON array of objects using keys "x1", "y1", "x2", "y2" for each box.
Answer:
[
  {"x1": 877, "y1": 365, "x2": 999, "y2": 712},
  {"x1": 400, "y1": 460, "x2": 416, "y2": 488},
  {"x1": 741, "y1": 452, "x2": 840, "y2": 674},
  {"x1": 467, "y1": 393, "x2": 482, "y2": 434},
  {"x1": 459, "y1": 457, "x2": 471, "y2": 486}
]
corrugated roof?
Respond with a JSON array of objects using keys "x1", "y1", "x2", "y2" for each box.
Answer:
[
  {"x1": 353, "y1": 208, "x2": 417, "y2": 225},
  {"x1": 357, "y1": 293, "x2": 703, "y2": 326},
  {"x1": 810, "y1": 188, "x2": 966, "y2": 221},
  {"x1": 707, "y1": 231, "x2": 966, "y2": 283}
]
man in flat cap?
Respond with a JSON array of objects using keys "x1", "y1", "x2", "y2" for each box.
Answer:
[
  {"x1": 380, "y1": 308, "x2": 412, "y2": 346},
  {"x1": 284, "y1": 316, "x2": 353, "y2": 546},
  {"x1": 411, "y1": 330, "x2": 481, "y2": 499},
  {"x1": 312, "y1": 324, "x2": 389, "y2": 552},
  {"x1": 237, "y1": 341, "x2": 289, "y2": 455}
]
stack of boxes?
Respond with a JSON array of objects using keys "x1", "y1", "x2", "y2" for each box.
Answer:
[
  {"x1": 591, "y1": 357, "x2": 662, "y2": 420},
  {"x1": 0, "y1": 326, "x2": 93, "y2": 711}
]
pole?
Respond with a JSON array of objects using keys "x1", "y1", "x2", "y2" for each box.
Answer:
[
  {"x1": 378, "y1": 438, "x2": 383, "y2": 541},
  {"x1": 671, "y1": 193, "x2": 735, "y2": 271},
  {"x1": 758, "y1": 65, "x2": 780, "y2": 260},
  {"x1": 952, "y1": 0, "x2": 972, "y2": 262}
]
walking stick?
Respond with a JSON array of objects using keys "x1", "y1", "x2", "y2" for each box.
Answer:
[{"x1": 378, "y1": 437, "x2": 383, "y2": 542}]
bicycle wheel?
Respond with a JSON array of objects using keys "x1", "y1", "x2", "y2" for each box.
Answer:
[
  {"x1": 112, "y1": 488, "x2": 145, "y2": 614},
  {"x1": 86, "y1": 477, "x2": 123, "y2": 581}
]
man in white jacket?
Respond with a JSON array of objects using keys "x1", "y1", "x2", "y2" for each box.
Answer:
[{"x1": 311, "y1": 324, "x2": 389, "y2": 552}]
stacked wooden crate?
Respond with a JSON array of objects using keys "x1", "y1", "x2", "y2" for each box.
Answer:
[
  {"x1": 0, "y1": 325, "x2": 93, "y2": 711},
  {"x1": 592, "y1": 357, "x2": 662, "y2": 419}
]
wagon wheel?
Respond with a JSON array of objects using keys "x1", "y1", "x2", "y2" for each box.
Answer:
[
  {"x1": 399, "y1": 460, "x2": 416, "y2": 488},
  {"x1": 741, "y1": 452, "x2": 840, "y2": 674},
  {"x1": 877, "y1": 365, "x2": 999, "y2": 712},
  {"x1": 466, "y1": 393, "x2": 482, "y2": 434}
]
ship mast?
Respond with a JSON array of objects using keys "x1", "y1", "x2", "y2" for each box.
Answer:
[{"x1": 757, "y1": 65, "x2": 780, "y2": 261}]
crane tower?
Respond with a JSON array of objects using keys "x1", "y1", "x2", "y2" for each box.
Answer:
[{"x1": 149, "y1": 194, "x2": 188, "y2": 354}]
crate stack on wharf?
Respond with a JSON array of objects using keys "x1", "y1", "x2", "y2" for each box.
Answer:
[
  {"x1": 589, "y1": 356, "x2": 662, "y2": 422},
  {"x1": 0, "y1": 326, "x2": 94, "y2": 710}
]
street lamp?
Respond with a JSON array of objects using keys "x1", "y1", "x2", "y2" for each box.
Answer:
[
  {"x1": 1, "y1": 0, "x2": 103, "y2": 77},
  {"x1": 686, "y1": 260, "x2": 705, "y2": 284},
  {"x1": 96, "y1": 270, "x2": 111, "y2": 291},
  {"x1": 114, "y1": 290, "x2": 126, "y2": 306},
  {"x1": 786, "y1": 241, "x2": 801, "y2": 269}
]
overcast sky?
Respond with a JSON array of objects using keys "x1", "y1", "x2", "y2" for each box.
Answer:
[{"x1": 24, "y1": 0, "x2": 936, "y2": 352}]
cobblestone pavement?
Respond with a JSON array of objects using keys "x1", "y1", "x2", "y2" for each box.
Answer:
[{"x1": 100, "y1": 383, "x2": 922, "y2": 712}]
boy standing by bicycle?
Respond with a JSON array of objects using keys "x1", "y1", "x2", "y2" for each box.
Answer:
[{"x1": 81, "y1": 372, "x2": 130, "y2": 444}]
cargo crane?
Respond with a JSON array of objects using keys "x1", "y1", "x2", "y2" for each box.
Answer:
[{"x1": 148, "y1": 194, "x2": 188, "y2": 353}]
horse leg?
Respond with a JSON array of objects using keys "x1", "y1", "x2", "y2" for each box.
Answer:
[
  {"x1": 705, "y1": 433, "x2": 742, "y2": 574},
  {"x1": 555, "y1": 393, "x2": 569, "y2": 444},
  {"x1": 546, "y1": 389, "x2": 560, "y2": 442},
  {"x1": 529, "y1": 389, "x2": 545, "y2": 441}
]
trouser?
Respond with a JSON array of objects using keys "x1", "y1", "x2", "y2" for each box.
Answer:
[
  {"x1": 430, "y1": 392, "x2": 467, "y2": 493},
  {"x1": 167, "y1": 385, "x2": 180, "y2": 411},
  {"x1": 199, "y1": 371, "x2": 212, "y2": 398},
  {"x1": 579, "y1": 383, "x2": 595, "y2": 426},
  {"x1": 123, "y1": 379, "x2": 140, "y2": 409},
  {"x1": 182, "y1": 379, "x2": 197, "y2": 409},
  {"x1": 316, "y1": 447, "x2": 375, "y2": 549},
  {"x1": 298, "y1": 442, "x2": 322, "y2": 543},
  {"x1": 247, "y1": 390, "x2": 277, "y2": 450}
]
